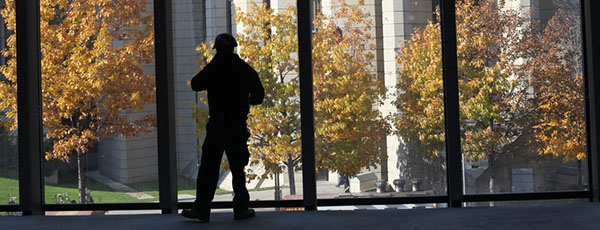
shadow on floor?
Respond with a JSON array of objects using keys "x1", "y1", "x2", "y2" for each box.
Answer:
[{"x1": 1, "y1": 203, "x2": 599, "y2": 230}]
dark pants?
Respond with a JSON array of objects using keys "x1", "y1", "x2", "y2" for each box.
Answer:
[{"x1": 194, "y1": 121, "x2": 251, "y2": 213}]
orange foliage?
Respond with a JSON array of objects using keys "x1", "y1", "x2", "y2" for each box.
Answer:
[
  {"x1": 396, "y1": 0, "x2": 585, "y2": 163},
  {"x1": 193, "y1": 1, "x2": 389, "y2": 179},
  {"x1": 0, "y1": 0, "x2": 156, "y2": 162}
]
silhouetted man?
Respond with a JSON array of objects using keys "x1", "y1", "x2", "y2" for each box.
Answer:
[{"x1": 182, "y1": 33, "x2": 264, "y2": 222}]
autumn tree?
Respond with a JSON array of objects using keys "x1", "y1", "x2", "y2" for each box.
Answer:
[
  {"x1": 395, "y1": 0, "x2": 583, "y2": 193},
  {"x1": 195, "y1": 3, "x2": 301, "y2": 194},
  {"x1": 312, "y1": 1, "x2": 389, "y2": 181},
  {"x1": 193, "y1": 1, "x2": 389, "y2": 194},
  {"x1": 526, "y1": 6, "x2": 586, "y2": 185},
  {"x1": 0, "y1": 0, "x2": 156, "y2": 203}
]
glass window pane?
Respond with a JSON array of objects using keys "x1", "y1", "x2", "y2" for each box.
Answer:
[
  {"x1": 314, "y1": 0, "x2": 446, "y2": 199},
  {"x1": 40, "y1": 0, "x2": 158, "y2": 204},
  {"x1": 45, "y1": 210, "x2": 160, "y2": 216},
  {"x1": 0, "y1": 0, "x2": 19, "y2": 206},
  {"x1": 174, "y1": 0, "x2": 302, "y2": 205},
  {"x1": 0, "y1": 211, "x2": 21, "y2": 216},
  {"x1": 457, "y1": 0, "x2": 587, "y2": 196},
  {"x1": 318, "y1": 202, "x2": 447, "y2": 211},
  {"x1": 464, "y1": 199, "x2": 588, "y2": 208}
]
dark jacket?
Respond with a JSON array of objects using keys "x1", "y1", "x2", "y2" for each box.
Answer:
[{"x1": 191, "y1": 53, "x2": 264, "y2": 124}]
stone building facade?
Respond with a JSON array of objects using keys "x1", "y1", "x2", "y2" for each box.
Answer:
[
  {"x1": 0, "y1": 0, "x2": 585, "y2": 204},
  {"x1": 89, "y1": 0, "x2": 584, "y2": 196}
]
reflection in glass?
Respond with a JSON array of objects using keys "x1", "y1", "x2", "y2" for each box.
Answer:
[
  {"x1": 37, "y1": 0, "x2": 158, "y2": 204},
  {"x1": 464, "y1": 199, "x2": 588, "y2": 208},
  {"x1": 175, "y1": 0, "x2": 302, "y2": 204},
  {"x1": 455, "y1": 0, "x2": 587, "y2": 196},
  {"x1": 0, "y1": 0, "x2": 18, "y2": 206},
  {"x1": 392, "y1": 0, "x2": 446, "y2": 196},
  {"x1": 312, "y1": 0, "x2": 446, "y2": 200}
]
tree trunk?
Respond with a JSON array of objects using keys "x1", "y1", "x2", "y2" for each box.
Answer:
[
  {"x1": 577, "y1": 159, "x2": 583, "y2": 188},
  {"x1": 489, "y1": 156, "x2": 496, "y2": 194},
  {"x1": 274, "y1": 170, "x2": 282, "y2": 201},
  {"x1": 287, "y1": 154, "x2": 296, "y2": 195},
  {"x1": 77, "y1": 151, "x2": 87, "y2": 204},
  {"x1": 488, "y1": 155, "x2": 496, "y2": 207}
]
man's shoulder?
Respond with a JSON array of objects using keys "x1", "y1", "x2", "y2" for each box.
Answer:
[
  {"x1": 233, "y1": 54, "x2": 248, "y2": 65},
  {"x1": 234, "y1": 57, "x2": 256, "y2": 73},
  {"x1": 209, "y1": 54, "x2": 256, "y2": 75}
]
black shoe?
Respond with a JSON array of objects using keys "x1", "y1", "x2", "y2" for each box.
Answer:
[
  {"x1": 181, "y1": 208, "x2": 210, "y2": 222},
  {"x1": 233, "y1": 208, "x2": 255, "y2": 220}
]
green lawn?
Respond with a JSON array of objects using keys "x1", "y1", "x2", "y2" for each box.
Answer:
[
  {"x1": 0, "y1": 166, "x2": 157, "y2": 204},
  {"x1": 45, "y1": 179, "x2": 144, "y2": 203},
  {"x1": 0, "y1": 170, "x2": 233, "y2": 205},
  {"x1": 0, "y1": 167, "x2": 18, "y2": 204},
  {"x1": 128, "y1": 176, "x2": 232, "y2": 199},
  {"x1": 1, "y1": 168, "x2": 285, "y2": 205},
  {"x1": 0, "y1": 175, "x2": 146, "y2": 204},
  {"x1": 0, "y1": 177, "x2": 19, "y2": 205}
]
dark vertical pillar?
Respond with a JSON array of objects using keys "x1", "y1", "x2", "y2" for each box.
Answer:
[
  {"x1": 298, "y1": 0, "x2": 317, "y2": 211},
  {"x1": 226, "y1": 0, "x2": 232, "y2": 34},
  {"x1": 154, "y1": 0, "x2": 178, "y2": 213},
  {"x1": 374, "y1": 0, "x2": 388, "y2": 182},
  {"x1": 582, "y1": 0, "x2": 600, "y2": 202},
  {"x1": 439, "y1": 0, "x2": 463, "y2": 207},
  {"x1": 193, "y1": 0, "x2": 206, "y2": 42},
  {"x1": 17, "y1": 0, "x2": 43, "y2": 216},
  {"x1": 374, "y1": 0, "x2": 384, "y2": 83}
]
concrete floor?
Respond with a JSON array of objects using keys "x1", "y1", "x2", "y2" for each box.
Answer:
[{"x1": 2, "y1": 204, "x2": 599, "y2": 230}]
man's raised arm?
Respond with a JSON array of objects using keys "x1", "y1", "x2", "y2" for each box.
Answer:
[
  {"x1": 191, "y1": 65, "x2": 212, "y2": 91},
  {"x1": 248, "y1": 68, "x2": 264, "y2": 105}
]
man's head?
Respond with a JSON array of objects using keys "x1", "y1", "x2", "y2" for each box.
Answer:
[{"x1": 213, "y1": 33, "x2": 238, "y2": 54}]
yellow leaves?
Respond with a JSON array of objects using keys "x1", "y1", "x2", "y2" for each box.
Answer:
[
  {"x1": 395, "y1": 17, "x2": 444, "y2": 157},
  {"x1": 529, "y1": 10, "x2": 586, "y2": 162},
  {"x1": 0, "y1": 0, "x2": 156, "y2": 161},
  {"x1": 195, "y1": 42, "x2": 215, "y2": 68},
  {"x1": 534, "y1": 90, "x2": 585, "y2": 162},
  {"x1": 396, "y1": 0, "x2": 586, "y2": 163},
  {"x1": 309, "y1": 0, "x2": 390, "y2": 177},
  {"x1": 191, "y1": 2, "x2": 306, "y2": 179},
  {"x1": 44, "y1": 128, "x2": 99, "y2": 162}
]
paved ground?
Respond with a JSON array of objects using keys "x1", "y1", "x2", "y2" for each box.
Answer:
[
  {"x1": 2, "y1": 203, "x2": 599, "y2": 230},
  {"x1": 177, "y1": 180, "x2": 346, "y2": 203},
  {"x1": 89, "y1": 170, "x2": 346, "y2": 203},
  {"x1": 87, "y1": 171, "x2": 155, "y2": 200}
]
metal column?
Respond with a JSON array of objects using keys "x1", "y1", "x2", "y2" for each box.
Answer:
[
  {"x1": 298, "y1": 0, "x2": 317, "y2": 211},
  {"x1": 154, "y1": 0, "x2": 179, "y2": 214},
  {"x1": 582, "y1": 0, "x2": 600, "y2": 202},
  {"x1": 439, "y1": 0, "x2": 464, "y2": 208},
  {"x1": 16, "y1": 0, "x2": 43, "y2": 216}
]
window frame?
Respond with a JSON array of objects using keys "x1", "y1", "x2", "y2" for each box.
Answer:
[{"x1": 2, "y1": 0, "x2": 598, "y2": 215}]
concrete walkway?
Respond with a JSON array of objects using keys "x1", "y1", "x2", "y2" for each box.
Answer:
[
  {"x1": 88, "y1": 171, "x2": 345, "y2": 203},
  {"x1": 204, "y1": 180, "x2": 346, "y2": 202},
  {"x1": 87, "y1": 171, "x2": 154, "y2": 200},
  {"x1": 2, "y1": 203, "x2": 599, "y2": 230}
]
